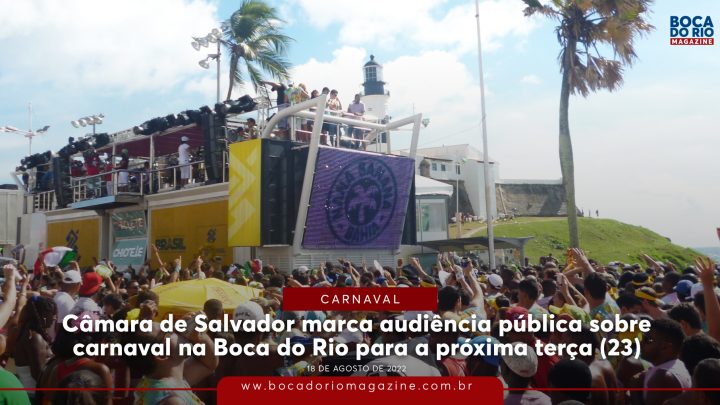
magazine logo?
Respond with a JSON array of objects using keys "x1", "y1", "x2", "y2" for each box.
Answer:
[{"x1": 670, "y1": 16, "x2": 714, "y2": 45}]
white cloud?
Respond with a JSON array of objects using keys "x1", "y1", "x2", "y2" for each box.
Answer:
[
  {"x1": 294, "y1": 0, "x2": 537, "y2": 54},
  {"x1": 291, "y1": 46, "x2": 368, "y2": 101},
  {"x1": 0, "y1": 0, "x2": 219, "y2": 95},
  {"x1": 291, "y1": 46, "x2": 485, "y2": 155},
  {"x1": 521, "y1": 74, "x2": 541, "y2": 85}
]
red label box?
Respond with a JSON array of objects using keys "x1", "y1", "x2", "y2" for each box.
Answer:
[
  {"x1": 218, "y1": 377, "x2": 503, "y2": 404},
  {"x1": 282, "y1": 287, "x2": 438, "y2": 311}
]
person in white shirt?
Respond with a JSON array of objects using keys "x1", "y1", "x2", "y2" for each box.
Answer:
[
  {"x1": 71, "y1": 271, "x2": 104, "y2": 315},
  {"x1": 178, "y1": 136, "x2": 192, "y2": 188},
  {"x1": 54, "y1": 270, "x2": 81, "y2": 331},
  {"x1": 346, "y1": 93, "x2": 365, "y2": 148}
]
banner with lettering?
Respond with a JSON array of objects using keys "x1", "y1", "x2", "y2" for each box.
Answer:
[
  {"x1": 110, "y1": 238, "x2": 147, "y2": 269},
  {"x1": 111, "y1": 210, "x2": 147, "y2": 239},
  {"x1": 302, "y1": 148, "x2": 415, "y2": 249}
]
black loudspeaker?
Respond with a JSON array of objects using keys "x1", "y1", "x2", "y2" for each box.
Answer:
[
  {"x1": 261, "y1": 139, "x2": 290, "y2": 245},
  {"x1": 52, "y1": 156, "x2": 72, "y2": 208},
  {"x1": 260, "y1": 139, "x2": 308, "y2": 245},
  {"x1": 93, "y1": 133, "x2": 110, "y2": 148},
  {"x1": 289, "y1": 145, "x2": 309, "y2": 243},
  {"x1": 201, "y1": 112, "x2": 224, "y2": 184},
  {"x1": 401, "y1": 176, "x2": 417, "y2": 245}
]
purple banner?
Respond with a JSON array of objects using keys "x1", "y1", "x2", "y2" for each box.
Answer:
[{"x1": 303, "y1": 148, "x2": 415, "y2": 249}]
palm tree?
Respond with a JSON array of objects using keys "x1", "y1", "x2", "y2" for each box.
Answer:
[
  {"x1": 522, "y1": 0, "x2": 653, "y2": 248},
  {"x1": 223, "y1": 0, "x2": 293, "y2": 100}
]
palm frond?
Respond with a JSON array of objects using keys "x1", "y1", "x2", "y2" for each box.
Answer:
[
  {"x1": 222, "y1": 0, "x2": 292, "y2": 96},
  {"x1": 544, "y1": 0, "x2": 654, "y2": 94}
]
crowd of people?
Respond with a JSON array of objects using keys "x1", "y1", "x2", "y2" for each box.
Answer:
[{"x1": 0, "y1": 245, "x2": 719, "y2": 405}]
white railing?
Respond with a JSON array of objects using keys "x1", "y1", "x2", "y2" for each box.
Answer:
[
  {"x1": 33, "y1": 190, "x2": 56, "y2": 212},
  {"x1": 71, "y1": 169, "x2": 145, "y2": 202}
]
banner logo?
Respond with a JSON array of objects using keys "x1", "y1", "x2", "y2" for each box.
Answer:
[
  {"x1": 66, "y1": 229, "x2": 79, "y2": 249},
  {"x1": 326, "y1": 158, "x2": 397, "y2": 245},
  {"x1": 670, "y1": 15, "x2": 715, "y2": 45}
]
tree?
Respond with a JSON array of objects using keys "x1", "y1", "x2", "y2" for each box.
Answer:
[
  {"x1": 522, "y1": 0, "x2": 653, "y2": 247},
  {"x1": 223, "y1": 0, "x2": 293, "y2": 100}
]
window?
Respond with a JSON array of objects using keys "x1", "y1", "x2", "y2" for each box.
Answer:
[
  {"x1": 366, "y1": 67, "x2": 377, "y2": 82},
  {"x1": 418, "y1": 200, "x2": 448, "y2": 233},
  {"x1": 441, "y1": 164, "x2": 446, "y2": 172},
  {"x1": 456, "y1": 165, "x2": 461, "y2": 175},
  {"x1": 431, "y1": 163, "x2": 437, "y2": 171}
]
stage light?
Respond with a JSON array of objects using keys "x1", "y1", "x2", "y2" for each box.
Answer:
[
  {"x1": 214, "y1": 102, "x2": 229, "y2": 116},
  {"x1": 176, "y1": 112, "x2": 190, "y2": 126},
  {"x1": 166, "y1": 114, "x2": 178, "y2": 127},
  {"x1": 93, "y1": 133, "x2": 110, "y2": 148}
]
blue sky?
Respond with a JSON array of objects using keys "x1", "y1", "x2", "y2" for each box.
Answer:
[{"x1": 1, "y1": 0, "x2": 718, "y2": 248}]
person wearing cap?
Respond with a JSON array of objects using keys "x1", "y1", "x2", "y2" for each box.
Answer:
[
  {"x1": 54, "y1": 270, "x2": 81, "y2": 331},
  {"x1": 178, "y1": 135, "x2": 193, "y2": 188},
  {"x1": 71, "y1": 271, "x2": 105, "y2": 315},
  {"x1": 501, "y1": 342, "x2": 551, "y2": 405},
  {"x1": 635, "y1": 286, "x2": 666, "y2": 319},
  {"x1": 486, "y1": 273, "x2": 504, "y2": 298},
  {"x1": 616, "y1": 292, "x2": 643, "y2": 315},
  {"x1": 463, "y1": 335, "x2": 501, "y2": 377},
  {"x1": 631, "y1": 272, "x2": 651, "y2": 288}
]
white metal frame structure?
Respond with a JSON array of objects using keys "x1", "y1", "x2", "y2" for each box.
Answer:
[{"x1": 260, "y1": 95, "x2": 423, "y2": 257}]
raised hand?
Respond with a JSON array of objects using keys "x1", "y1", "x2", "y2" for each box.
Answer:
[
  {"x1": 138, "y1": 300, "x2": 158, "y2": 321},
  {"x1": 696, "y1": 257, "x2": 716, "y2": 286},
  {"x1": 2, "y1": 265, "x2": 17, "y2": 282},
  {"x1": 571, "y1": 248, "x2": 594, "y2": 274}
]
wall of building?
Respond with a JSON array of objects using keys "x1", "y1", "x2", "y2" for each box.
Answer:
[
  {"x1": 495, "y1": 180, "x2": 568, "y2": 217},
  {"x1": 46, "y1": 210, "x2": 104, "y2": 268},
  {"x1": 411, "y1": 156, "x2": 498, "y2": 221},
  {"x1": 360, "y1": 94, "x2": 388, "y2": 122},
  {"x1": 0, "y1": 189, "x2": 24, "y2": 247},
  {"x1": 462, "y1": 160, "x2": 498, "y2": 221}
]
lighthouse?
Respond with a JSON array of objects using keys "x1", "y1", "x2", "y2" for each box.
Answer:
[{"x1": 361, "y1": 55, "x2": 389, "y2": 124}]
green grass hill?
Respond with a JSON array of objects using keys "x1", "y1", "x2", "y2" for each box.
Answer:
[{"x1": 460, "y1": 217, "x2": 701, "y2": 266}]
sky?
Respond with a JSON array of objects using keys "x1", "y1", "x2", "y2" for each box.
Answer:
[{"x1": 0, "y1": 0, "x2": 718, "y2": 248}]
